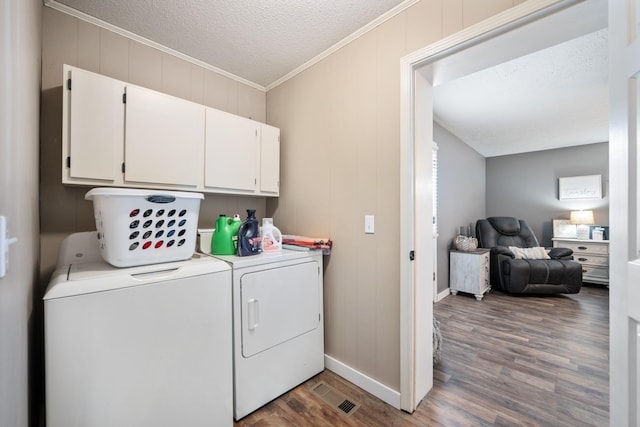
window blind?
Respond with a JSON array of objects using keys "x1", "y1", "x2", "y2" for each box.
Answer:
[{"x1": 433, "y1": 142, "x2": 438, "y2": 237}]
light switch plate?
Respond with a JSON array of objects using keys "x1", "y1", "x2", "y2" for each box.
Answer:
[{"x1": 365, "y1": 215, "x2": 375, "y2": 234}]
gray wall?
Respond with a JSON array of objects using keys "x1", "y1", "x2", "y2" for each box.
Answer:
[
  {"x1": 434, "y1": 132, "x2": 609, "y2": 296},
  {"x1": 486, "y1": 142, "x2": 609, "y2": 247},
  {"x1": 434, "y1": 123, "x2": 486, "y2": 296},
  {"x1": 0, "y1": 0, "x2": 43, "y2": 426}
]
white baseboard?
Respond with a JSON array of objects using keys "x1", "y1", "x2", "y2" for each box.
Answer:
[
  {"x1": 435, "y1": 288, "x2": 450, "y2": 302},
  {"x1": 324, "y1": 354, "x2": 401, "y2": 409}
]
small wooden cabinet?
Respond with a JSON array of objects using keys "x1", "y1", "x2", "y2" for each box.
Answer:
[
  {"x1": 552, "y1": 238, "x2": 609, "y2": 285},
  {"x1": 449, "y1": 249, "x2": 490, "y2": 301}
]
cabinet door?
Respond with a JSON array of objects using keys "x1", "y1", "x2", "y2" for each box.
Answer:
[
  {"x1": 450, "y1": 251, "x2": 482, "y2": 294},
  {"x1": 124, "y1": 85, "x2": 205, "y2": 187},
  {"x1": 204, "y1": 108, "x2": 259, "y2": 193},
  {"x1": 260, "y1": 124, "x2": 280, "y2": 195},
  {"x1": 63, "y1": 65, "x2": 124, "y2": 183}
]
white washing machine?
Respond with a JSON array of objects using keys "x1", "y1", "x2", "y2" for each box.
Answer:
[
  {"x1": 44, "y1": 232, "x2": 233, "y2": 427},
  {"x1": 203, "y1": 245, "x2": 324, "y2": 420}
]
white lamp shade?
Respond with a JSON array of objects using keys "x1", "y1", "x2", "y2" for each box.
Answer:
[{"x1": 570, "y1": 210, "x2": 595, "y2": 225}]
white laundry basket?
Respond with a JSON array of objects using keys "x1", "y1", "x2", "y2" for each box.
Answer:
[{"x1": 85, "y1": 188, "x2": 204, "y2": 267}]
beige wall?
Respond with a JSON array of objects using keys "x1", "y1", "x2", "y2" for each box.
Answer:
[
  {"x1": 1, "y1": 0, "x2": 42, "y2": 425},
  {"x1": 266, "y1": 0, "x2": 523, "y2": 391},
  {"x1": 39, "y1": 0, "x2": 528, "y2": 399},
  {"x1": 40, "y1": 7, "x2": 269, "y2": 281}
]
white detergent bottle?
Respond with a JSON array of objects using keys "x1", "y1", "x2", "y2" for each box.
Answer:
[{"x1": 260, "y1": 218, "x2": 282, "y2": 252}]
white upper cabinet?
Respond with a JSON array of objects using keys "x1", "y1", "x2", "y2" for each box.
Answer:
[
  {"x1": 61, "y1": 65, "x2": 279, "y2": 197},
  {"x1": 124, "y1": 85, "x2": 205, "y2": 187},
  {"x1": 259, "y1": 124, "x2": 280, "y2": 195},
  {"x1": 204, "y1": 107, "x2": 259, "y2": 193},
  {"x1": 63, "y1": 65, "x2": 125, "y2": 185}
]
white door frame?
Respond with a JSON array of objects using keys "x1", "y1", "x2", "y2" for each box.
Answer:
[
  {"x1": 609, "y1": 0, "x2": 640, "y2": 425},
  {"x1": 399, "y1": 0, "x2": 607, "y2": 412}
]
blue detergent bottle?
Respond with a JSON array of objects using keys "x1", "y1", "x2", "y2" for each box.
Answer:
[{"x1": 237, "y1": 209, "x2": 262, "y2": 256}]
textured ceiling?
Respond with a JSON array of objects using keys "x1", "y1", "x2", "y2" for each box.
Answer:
[
  {"x1": 433, "y1": 29, "x2": 609, "y2": 158},
  {"x1": 51, "y1": 0, "x2": 409, "y2": 87}
]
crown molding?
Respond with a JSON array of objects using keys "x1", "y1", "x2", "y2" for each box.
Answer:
[{"x1": 43, "y1": 0, "x2": 266, "y2": 92}]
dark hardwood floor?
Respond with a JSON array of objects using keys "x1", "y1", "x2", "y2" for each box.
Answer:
[{"x1": 234, "y1": 285, "x2": 609, "y2": 426}]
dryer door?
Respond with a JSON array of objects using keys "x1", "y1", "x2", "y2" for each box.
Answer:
[{"x1": 240, "y1": 261, "x2": 320, "y2": 358}]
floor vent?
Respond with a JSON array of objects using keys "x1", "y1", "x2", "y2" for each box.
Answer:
[{"x1": 311, "y1": 382, "x2": 360, "y2": 416}]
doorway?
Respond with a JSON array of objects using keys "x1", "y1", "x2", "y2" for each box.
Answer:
[{"x1": 399, "y1": 0, "x2": 608, "y2": 413}]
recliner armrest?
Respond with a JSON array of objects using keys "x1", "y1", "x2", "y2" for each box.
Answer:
[
  {"x1": 491, "y1": 245, "x2": 515, "y2": 258},
  {"x1": 548, "y1": 247, "x2": 573, "y2": 259}
]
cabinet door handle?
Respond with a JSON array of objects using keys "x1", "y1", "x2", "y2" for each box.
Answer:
[
  {"x1": 578, "y1": 257, "x2": 588, "y2": 261},
  {"x1": 578, "y1": 246, "x2": 588, "y2": 250}
]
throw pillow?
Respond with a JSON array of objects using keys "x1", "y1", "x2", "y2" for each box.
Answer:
[{"x1": 508, "y1": 246, "x2": 550, "y2": 260}]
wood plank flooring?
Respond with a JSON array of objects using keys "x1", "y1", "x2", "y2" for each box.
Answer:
[{"x1": 234, "y1": 285, "x2": 609, "y2": 426}]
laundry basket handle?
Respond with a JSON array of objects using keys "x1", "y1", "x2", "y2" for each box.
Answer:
[{"x1": 146, "y1": 195, "x2": 176, "y2": 204}]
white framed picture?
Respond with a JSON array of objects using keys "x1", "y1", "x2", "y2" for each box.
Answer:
[
  {"x1": 558, "y1": 174, "x2": 602, "y2": 200},
  {"x1": 553, "y1": 219, "x2": 577, "y2": 238}
]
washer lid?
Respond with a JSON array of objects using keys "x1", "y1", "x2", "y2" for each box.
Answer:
[
  {"x1": 55, "y1": 231, "x2": 103, "y2": 268},
  {"x1": 44, "y1": 254, "x2": 230, "y2": 300}
]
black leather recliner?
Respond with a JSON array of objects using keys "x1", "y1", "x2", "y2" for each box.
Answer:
[{"x1": 476, "y1": 217, "x2": 582, "y2": 294}]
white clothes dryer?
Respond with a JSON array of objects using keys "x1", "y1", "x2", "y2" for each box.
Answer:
[
  {"x1": 207, "y1": 249, "x2": 324, "y2": 420},
  {"x1": 44, "y1": 232, "x2": 233, "y2": 427}
]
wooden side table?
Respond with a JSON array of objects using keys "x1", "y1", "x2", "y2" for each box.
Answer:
[{"x1": 449, "y1": 248, "x2": 490, "y2": 301}]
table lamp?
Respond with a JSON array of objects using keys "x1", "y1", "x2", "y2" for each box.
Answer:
[{"x1": 570, "y1": 210, "x2": 594, "y2": 239}]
